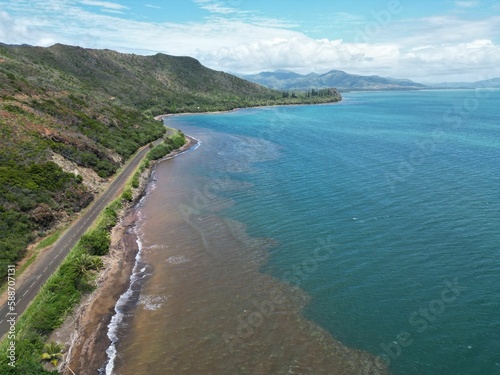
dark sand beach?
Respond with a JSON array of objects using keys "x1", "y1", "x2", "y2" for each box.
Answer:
[{"x1": 56, "y1": 137, "x2": 198, "y2": 375}]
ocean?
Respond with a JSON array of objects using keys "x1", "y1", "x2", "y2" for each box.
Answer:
[{"x1": 105, "y1": 89, "x2": 500, "y2": 374}]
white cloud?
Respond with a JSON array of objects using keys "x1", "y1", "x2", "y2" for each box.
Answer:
[
  {"x1": 401, "y1": 39, "x2": 500, "y2": 81},
  {"x1": 80, "y1": 1, "x2": 128, "y2": 10},
  {"x1": 455, "y1": 1, "x2": 480, "y2": 8},
  {"x1": 193, "y1": 0, "x2": 241, "y2": 15},
  {"x1": 367, "y1": 15, "x2": 500, "y2": 46},
  {"x1": 101, "y1": 9, "x2": 125, "y2": 14},
  {"x1": 192, "y1": 0, "x2": 295, "y2": 29},
  {"x1": 1, "y1": 0, "x2": 499, "y2": 82},
  {"x1": 197, "y1": 24, "x2": 500, "y2": 81},
  {"x1": 198, "y1": 36, "x2": 401, "y2": 75},
  {"x1": 200, "y1": 3, "x2": 238, "y2": 14},
  {"x1": 0, "y1": 10, "x2": 55, "y2": 45}
]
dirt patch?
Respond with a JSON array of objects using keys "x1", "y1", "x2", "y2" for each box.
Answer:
[{"x1": 51, "y1": 152, "x2": 108, "y2": 195}]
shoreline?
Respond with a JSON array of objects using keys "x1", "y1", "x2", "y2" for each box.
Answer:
[
  {"x1": 154, "y1": 108, "x2": 242, "y2": 121},
  {"x1": 154, "y1": 98, "x2": 342, "y2": 121},
  {"x1": 68, "y1": 121, "x2": 387, "y2": 374},
  {"x1": 57, "y1": 121, "x2": 387, "y2": 374},
  {"x1": 56, "y1": 135, "x2": 198, "y2": 375},
  {"x1": 57, "y1": 104, "x2": 341, "y2": 373}
]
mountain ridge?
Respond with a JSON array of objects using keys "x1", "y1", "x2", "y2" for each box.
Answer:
[
  {"x1": 240, "y1": 69, "x2": 500, "y2": 91},
  {"x1": 430, "y1": 77, "x2": 500, "y2": 89},
  {"x1": 239, "y1": 69, "x2": 427, "y2": 91}
]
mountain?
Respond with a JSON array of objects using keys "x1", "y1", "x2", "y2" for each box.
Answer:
[
  {"x1": 240, "y1": 69, "x2": 427, "y2": 91},
  {"x1": 0, "y1": 43, "x2": 341, "y2": 277},
  {"x1": 430, "y1": 77, "x2": 500, "y2": 89}
]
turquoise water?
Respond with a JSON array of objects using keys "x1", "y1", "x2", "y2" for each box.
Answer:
[{"x1": 166, "y1": 90, "x2": 500, "y2": 375}]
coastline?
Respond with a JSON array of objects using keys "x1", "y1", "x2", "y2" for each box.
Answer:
[
  {"x1": 153, "y1": 98, "x2": 343, "y2": 121},
  {"x1": 69, "y1": 115, "x2": 387, "y2": 374},
  {"x1": 56, "y1": 113, "x2": 388, "y2": 374},
  {"x1": 154, "y1": 108, "x2": 241, "y2": 121},
  {"x1": 55, "y1": 135, "x2": 197, "y2": 375},
  {"x1": 56, "y1": 104, "x2": 344, "y2": 374},
  {"x1": 56, "y1": 102, "x2": 342, "y2": 373}
]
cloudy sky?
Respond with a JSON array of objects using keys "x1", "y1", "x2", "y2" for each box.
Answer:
[{"x1": 1, "y1": 0, "x2": 499, "y2": 82}]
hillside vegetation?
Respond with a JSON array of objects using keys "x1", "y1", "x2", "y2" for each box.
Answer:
[{"x1": 0, "y1": 43, "x2": 341, "y2": 278}]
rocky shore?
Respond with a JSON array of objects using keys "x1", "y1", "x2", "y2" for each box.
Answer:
[{"x1": 50, "y1": 136, "x2": 197, "y2": 375}]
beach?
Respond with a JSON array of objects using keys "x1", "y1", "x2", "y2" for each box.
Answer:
[{"x1": 52, "y1": 136, "x2": 197, "y2": 375}]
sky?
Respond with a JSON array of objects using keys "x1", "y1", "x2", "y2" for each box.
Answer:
[{"x1": 1, "y1": 0, "x2": 500, "y2": 82}]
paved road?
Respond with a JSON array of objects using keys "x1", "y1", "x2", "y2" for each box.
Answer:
[{"x1": 0, "y1": 142, "x2": 155, "y2": 339}]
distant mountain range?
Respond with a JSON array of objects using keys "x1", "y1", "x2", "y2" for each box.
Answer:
[
  {"x1": 239, "y1": 70, "x2": 500, "y2": 91},
  {"x1": 239, "y1": 69, "x2": 427, "y2": 91},
  {"x1": 430, "y1": 77, "x2": 500, "y2": 89}
]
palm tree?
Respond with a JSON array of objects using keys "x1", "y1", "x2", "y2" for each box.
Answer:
[
  {"x1": 71, "y1": 253, "x2": 103, "y2": 278},
  {"x1": 71, "y1": 253, "x2": 104, "y2": 290},
  {"x1": 41, "y1": 341, "x2": 64, "y2": 367}
]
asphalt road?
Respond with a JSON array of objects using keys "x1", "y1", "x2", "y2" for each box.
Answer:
[{"x1": 0, "y1": 142, "x2": 154, "y2": 339}]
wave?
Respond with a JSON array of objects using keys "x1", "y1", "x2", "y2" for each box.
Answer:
[{"x1": 103, "y1": 213, "x2": 148, "y2": 374}]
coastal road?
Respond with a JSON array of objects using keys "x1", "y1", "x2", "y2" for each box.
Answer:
[{"x1": 0, "y1": 141, "x2": 157, "y2": 339}]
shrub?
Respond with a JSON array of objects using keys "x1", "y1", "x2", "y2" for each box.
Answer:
[
  {"x1": 131, "y1": 172, "x2": 140, "y2": 188},
  {"x1": 147, "y1": 143, "x2": 171, "y2": 161},
  {"x1": 146, "y1": 130, "x2": 186, "y2": 161},
  {"x1": 122, "y1": 188, "x2": 133, "y2": 202},
  {"x1": 80, "y1": 229, "x2": 110, "y2": 256}
]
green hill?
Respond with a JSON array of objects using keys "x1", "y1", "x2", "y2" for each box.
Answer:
[
  {"x1": 0, "y1": 43, "x2": 341, "y2": 277},
  {"x1": 240, "y1": 69, "x2": 427, "y2": 91}
]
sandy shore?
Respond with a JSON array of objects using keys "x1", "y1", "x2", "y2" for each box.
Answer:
[
  {"x1": 53, "y1": 136, "x2": 197, "y2": 375},
  {"x1": 154, "y1": 108, "x2": 241, "y2": 122},
  {"x1": 153, "y1": 99, "x2": 342, "y2": 122}
]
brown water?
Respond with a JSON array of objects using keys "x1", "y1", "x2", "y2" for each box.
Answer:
[{"x1": 106, "y1": 129, "x2": 387, "y2": 375}]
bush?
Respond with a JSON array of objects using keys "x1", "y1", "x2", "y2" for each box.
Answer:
[
  {"x1": 80, "y1": 229, "x2": 110, "y2": 256},
  {"x1": 166, "y1": 131, "x2": 186, "y2": 149},
  {"x1": 147, "y1": 143, "x2": 172, "y2": 161},
  {"x1": 122, "y1": 188, "x2": 133, "y2": 202},
  {"x1": 146, "y1": 130, "x2": 186, "y2": 161},
  {"x1": 0, "y1": 162, "x2": 92, "y2": 281},
  {"x1": 131, "y1": 172, "x2": 140, "y2": 188}
]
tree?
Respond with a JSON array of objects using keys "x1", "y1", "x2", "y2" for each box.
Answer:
[
  {"x1": 71, "y1": 253, "x2": 103, "y2": 278},
  {"x1": 80, "y1": 230, "x2": 110, "y2": 256},
  {"x1": 40, "y1": 341, "x2": 64, "y2": 367}
]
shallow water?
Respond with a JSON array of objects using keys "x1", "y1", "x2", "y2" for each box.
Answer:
[{"x1": 106, "y1": 90, "x2": 500, "y2": 375}]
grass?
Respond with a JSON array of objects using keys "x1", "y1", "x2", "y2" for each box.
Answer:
[
  {"x1": 0, "y1": 226, "x2": 68, "y2": 296},
  {"x1": 35, "y1": 227, "x2": 67, "y2": 251}
]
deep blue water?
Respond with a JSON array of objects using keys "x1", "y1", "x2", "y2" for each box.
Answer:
[{"x1": 167, "y1": 90, "x2": 500, "y2": 375}]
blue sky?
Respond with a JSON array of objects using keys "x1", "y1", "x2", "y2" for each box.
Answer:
[{"x1": 1, "y1": 0, "x2": 499, "y2": 82}]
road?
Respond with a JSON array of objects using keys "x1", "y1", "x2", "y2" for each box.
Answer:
[{"x1": 0, "y1": 142, "x2": 155, "y2": 339}]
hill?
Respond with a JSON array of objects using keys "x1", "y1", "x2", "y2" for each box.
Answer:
[
  {"x1": 430, "y1": 77, "x2": 500, "y2": 89},
  {"x1": 0, "y1": 43, "x2": 342, "y2": 277},
  {"x1": 240, "y1": 69, "x2": 427, "y2": 91}
]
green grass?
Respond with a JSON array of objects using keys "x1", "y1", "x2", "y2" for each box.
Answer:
[
  {"x1": 35, "y1": 227, "x2": 67, "y2": 251},
  {"x1": 0, "y1": 225, "x2": 69, "y2": 295}
]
